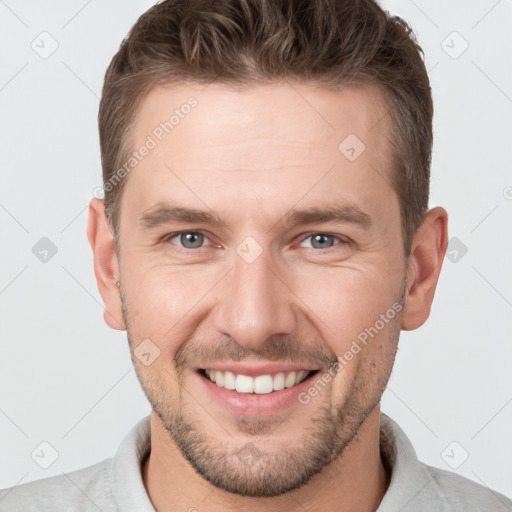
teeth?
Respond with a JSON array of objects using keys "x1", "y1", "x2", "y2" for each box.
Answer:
[
  {"x1": 296, "y1": 370, "x2": 307, "y2": 384},
  {"x1": 203, "y1": 369, "x2": 312, "y2": 394},
  {"x1": 235, "y1": 374, "x2": 254, "y2": 393},
  {"x1": 285, "y1": 371, "x2": 296, "y2": 388},
  {"x1": 273, "y1": 372, "x2": 285, "y2": 391},
  {"x1": 254, "y1": 375, "x2": 273, "y2": 394},
  {"x1": 223, "y1": 371, "x2": 236, "y2": 390}
]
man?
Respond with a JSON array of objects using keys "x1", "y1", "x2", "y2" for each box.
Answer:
[{"x1": 1, "y1": 0, "x2": 511, "y2": 510}]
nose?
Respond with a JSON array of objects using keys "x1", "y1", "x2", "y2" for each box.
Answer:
[{"x1": 212, "y1": 248, "x2": 298, "y2": 351}]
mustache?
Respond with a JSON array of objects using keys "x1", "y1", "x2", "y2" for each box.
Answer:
[{"x1": 174, "y1": 334, "x2": 339, "y2": 371}]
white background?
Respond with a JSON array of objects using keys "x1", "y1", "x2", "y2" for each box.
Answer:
[{"x1": 1, "y1": 0, "x2": 511, "y2": 501}]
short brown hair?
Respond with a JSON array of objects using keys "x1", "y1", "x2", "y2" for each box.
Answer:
[{"x1": 98, "y1": 0, "x2": 433, "y2": 255}]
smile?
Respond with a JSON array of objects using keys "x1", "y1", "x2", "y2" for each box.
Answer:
[{"x1": 201, "y1": 369, "x2": 317, "y2": 394}]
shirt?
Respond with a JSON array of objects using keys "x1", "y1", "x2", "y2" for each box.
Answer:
[{"x1": 1, "y1": 413, "x2": 511, "y2": 511}]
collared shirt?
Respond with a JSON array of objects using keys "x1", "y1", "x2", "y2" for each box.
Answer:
[{"x1": 1, "y1": 413, "x2": 511, "y2": 511}]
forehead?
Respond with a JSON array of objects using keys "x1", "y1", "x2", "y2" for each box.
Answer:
[
  {"x1": 130, "y1": 81, "x2": 390, "y2": 164},
  {"x1": 121, "y1": 81, "x2": 396, "y2": 231}
]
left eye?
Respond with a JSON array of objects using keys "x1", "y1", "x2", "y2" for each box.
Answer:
[
  {"x1": 300, "y1": 233, "x2": 344, "y2": 250},
  {"x1": 167, "y1": 232, "x2": 208, "y2": 249}
]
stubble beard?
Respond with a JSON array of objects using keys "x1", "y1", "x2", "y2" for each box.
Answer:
[{"x1": 120, "y1": 286, "x2": 403, "y2": 497}]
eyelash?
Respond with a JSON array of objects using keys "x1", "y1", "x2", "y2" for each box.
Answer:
[{"x1": 161, "y1": 231, "x2": 350, "y2": 253}]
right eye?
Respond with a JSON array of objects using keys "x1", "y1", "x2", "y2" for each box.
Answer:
[{"x1": 163, "y1": 231, "x2": 210, "y2": 250}]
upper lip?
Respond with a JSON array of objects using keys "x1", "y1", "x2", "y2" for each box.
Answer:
[{"x1": 198, "y1": 362, "x2": 319, "y2": 377}]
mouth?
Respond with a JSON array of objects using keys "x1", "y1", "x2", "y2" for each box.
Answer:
[
  {"x1": 194, "y1": 362, "x2": 325, "y2": 417},
  {"x1": 198, "y1": 368, "x2": 320, "y2": 394}
]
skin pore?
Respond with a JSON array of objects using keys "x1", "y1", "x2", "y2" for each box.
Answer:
[{"x1": 87, "y1": 81, "x2": 448, "y2": 511}]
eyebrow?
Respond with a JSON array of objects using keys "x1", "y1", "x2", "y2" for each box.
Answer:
[
  {"x1": 278, "y1": 203, "x2": 372, "y2": 230},
  {"x1": 139, "y1": 204, "x2": 227, "y2": 229},
  {"x1": 139, "y1": 202, "x2": 372, "y2": 231}
]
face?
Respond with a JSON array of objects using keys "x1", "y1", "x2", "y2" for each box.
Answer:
[{"x1": 114, "y1": 82, "x2": 407, "y2": 497}]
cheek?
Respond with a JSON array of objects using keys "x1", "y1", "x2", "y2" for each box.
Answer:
[
  {"x1": 121, "y1": 261, "x2": 229, "y2": 361},
  {"x1": 121, "y1": 265, "x2": 194, "y2": 340},
  {"x1": 291, "y1": 265, "x2": 401, "y2": 348},
  {"x1": 327, "y1": 312, "x2": 401, "y2": 410},
  {"x1": 122, "y1": 247, "x2": 404, "y2": 358}
]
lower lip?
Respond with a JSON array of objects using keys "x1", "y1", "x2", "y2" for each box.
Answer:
[{"x1": 196, "y1": 371, "x2": 318, "y2": 417}]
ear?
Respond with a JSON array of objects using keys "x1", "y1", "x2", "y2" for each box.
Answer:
[
  {"x1": 86, "y1": 198, "x2": 126, "y2": 331},
  {"x1": 401, "y1": 207, "x2": 449, "y2": 331}
]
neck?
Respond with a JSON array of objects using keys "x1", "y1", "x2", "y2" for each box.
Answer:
[{"x1": 142, "y1": 406, "x2": 389, "y2": 512}]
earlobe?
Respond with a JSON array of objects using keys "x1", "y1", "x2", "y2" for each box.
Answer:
[
  {"x1": 400, "y1": 207, "x2": 449, "y2": 331},
  {"x1": 86, "y1": 198, "x2": 126, "y2": 331}
]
